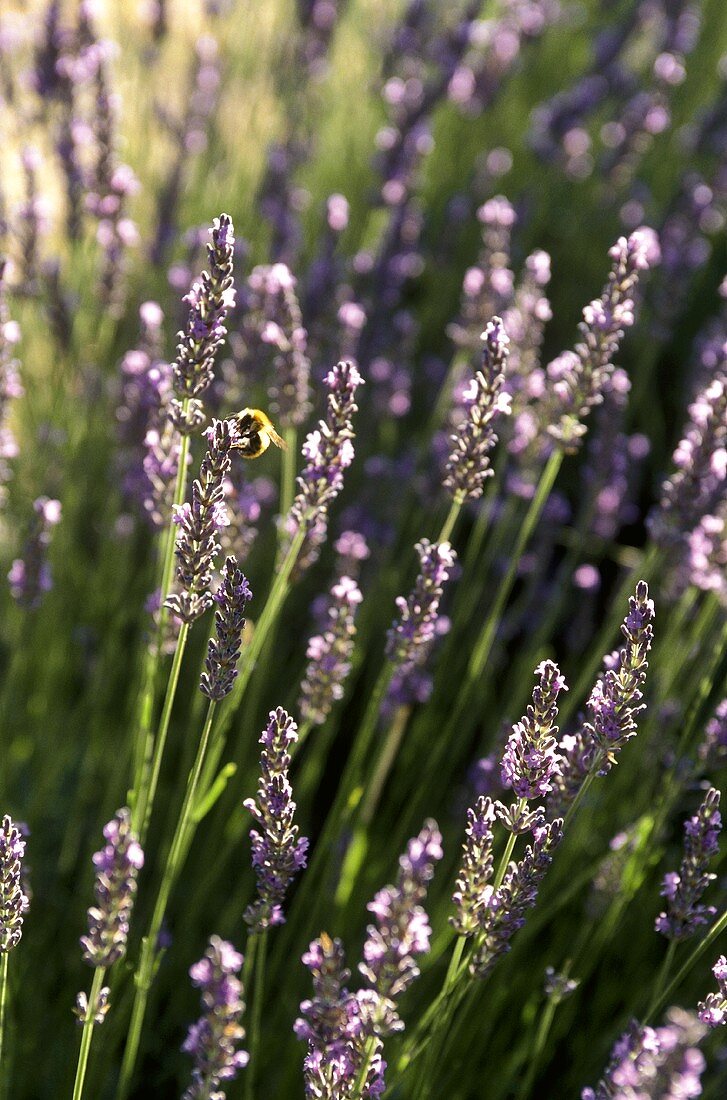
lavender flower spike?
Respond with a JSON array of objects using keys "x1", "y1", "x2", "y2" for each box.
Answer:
[
  {"x1": 8, "y1": 496, "x2": 62, "y2": 610},
  {"x1": 169, "y1": 213, "x2": 235, "y2": 434},
  {"x1": 451, "y1": 796, "x2": 496, "y2": 937},
  {"x1": 547, "y1": 229, "x2": 657, "y2": 453},
  {"x1": 656, "y1": 788, "x2": 721, "y2": 941},
  {"x1": 244, "y1": 708, "x2": 308, "y2": 931},
  {"x1": 548, "y1": 581, "x2": 654, "y2": 817},
  {"x1": 359, "y1": 819, "x2": 443, "y2": 1035},
  {"x1": 582, "y1": 1008, "x2": 706, "y2": 1100},
  {"x1": 295, "y1": 934, "x2": 386, "y2": 1098},
  {"x1": 199, "y1": 557, "x2": 252, "y2": 701},
  {"x1": 0, "y1": 816, "x2": 29, "y2": 953},
  {"x1": 470, "y1": 819, "x2": 563, "y2": 979},
  {"x1": 444, "y1": 318, "x2": 511, "y2": 502},
  {"x1": 698, "y1": 955, "x2": 727, "y2": 1028},
  {"x1": 500, "y1": 660, "x2": 566, "y2": 829},
  {"x1": 165, "y1": 418, "x2": 236, "y2": 624},
  {"x1": 182, "y1": 936, "x2": 248, "y2": 1100},
  {"x1": 286, "y1": 360, "x2": 363, "y2": 573},
  {"x1": 299, "y1": 575, "x2": 363, "y2": 726},
  {"x1": 80, "y1": 808, "x2": 143, "y2": 969},
  {"x1": 386, "y1": 540, "x2": 456, "y2": 677}
]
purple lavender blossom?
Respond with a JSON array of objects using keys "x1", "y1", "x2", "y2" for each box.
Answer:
[
  {"x1": 451, "y1": 796, "x2": 496, "y2": 937},
  {"x1": 182, "y1": 936, "x2": 248, "y2": 1100},
  {"x1": 295, "y1": 934, "x2": 386, "y2": 1099},
  {"x1": 199, "y1": 557, "x2": 252, "y2": 701},
  {"x1": 655, "y1": 788, "x2": 721, "y2": 941},
  {"x1": 444, "y1": 318, "x2": 511, "y2": 502},
  {"x1": 501, "y1": 660, "x2": 566, "y2": 805},
  {"x1": 548, "y1": 581, "x2": 654, "y2": 816},
  {"x1": 299, "y1": 575, "x2": 363, "y2": 726},
  {"x1": 239, "y1": 262, "x2": 311, "y2": 427},
  {"x1": 80, "y1": 808, "x2": 143, "y2": 969},
  {"x1": 545, "y1": 230, "x2": 657, "y2": 453},
  {"x1": 0, "y1": 815, "x2": 29, "y2": 953},
  {"x1": 698, "y1": 698, "x2": 727, "y2": 770},
  {"x1": 286, "y1": 360, "x2": 363, "y2": 572},
  {"x1": 385, "y1": 540, "x2": 456, "y2": 677},
  {"x1": 359, "y1": 820, "x2": 442, "y2": 1035},
  {"x1": 582, "y1": 1008, "x2": 707, "y2": 1100},
  {"x1": 169, "y1": 214, "x2": 235, "y2": 434},
  {"x1": 0, "y1": 260, "x2": 23, "y2": 504},
  {"x1": 447, "y1": 199, "x2": 516, "y2": 350},
  {"x1": 648, "y1": 364, "x2": 727, "y2": 574},
  {"x1": 244, "y1": 708, "x2": 308, "y2": 931},
  {"x1": 698, "y1": 955, "x2": 727, "y2": 1028},
  {"x1": 469, "y1": 819, "x2": 563, "y2": 978},
  {"x1": 8, "y1": 496, "x2": 62, "y2": 610},
  {"x1": 165, "y1": 418, "x2": 235, "y2": 624}
]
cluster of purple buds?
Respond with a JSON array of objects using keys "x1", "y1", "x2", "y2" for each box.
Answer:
[
  {"x1": 295, "y1": 0, "x2": 342, "y2": 81},
  {"x1": 544, "y1": 966, "x2": 579, "y2": 1004},
  {"x1": 15, "y1": 146, "x2": 48, "y2": 294},
  {"x1": 386, "y1": 540, "x2": 456, "y2": 677},
  {"x1": 182, "y1": 936, "x2": 248, "y2": 1100},
  {"x1": 244, "y1": 708, "x2": 308, "y2": 931},
  {"x1": 295, "y1": 934, "x2": 386, "y2": 1099},
  {"x1": 447, "y1": 198, "x2": 516, "y2": 350},
  {"x1": 165, "y1": 418, "x2": 235, "y2": 624},
  {"x1": 359, "y1": 820, "x2": 442, "y2": 1034},
  {"x1": 499, "y1": 660, "x2": 566, "y2": 833},
  {"x1": 655, "y1": 787, "x2": 721, "y2": 941},
  {"x1": 698, "y1": 698, "x2": 727, "y2": 770},
  {"x1": 286, "y1": 360, "x2": 363, "y2": 573},
  {"x1": 199, "y1": 557, "x2": 252, "y2": 702},
  {"x1": 502, "y1": 247, "x2": 552, "y2": 393},
  {"x1": 0, "y1": 260, "x2": 23, "y2": 504},
  {"x1": 548, "y1": 582, "x2": 654, "y2": 817},
  {"x1": 169, "y1": 214, "x2": 235, "y2": 434},
  {"x1": 545, "y1": 230, "x2": 658, "y2": 453},
  {"x1": 444, "y1": 318, "x2": 511, "y2": 502},
  {"x1": 648, "y1": 359, "x2": 727, "y2": 584},
  {"x1": 582, "y1": 1008, "x2": 706, "y2": 1100},
  {"x1": 468, "y1": 819, "x2": 563, "y2": 978},
  {"x1": 299, "y1": 574, "x2": 363, "y2": 726},
  {"x1": 80, "y1": 808, "x2": 143, "y2": 969},
  {"x1": 8, "y1": 496, "x2": 62, "y2": 610},
  {"x1": 698, "y1": 955, "x2": 727, "y2": 1028},
  {"x1": 240, "y1": 262, "x2": 311, "y2": 427},
  {"x1": 451, "y1": 796, "x2": 496, "y2": 938},
  {"x1": 219, "y1": 473, "x2": 274, "y2": 565},
  {"x1": 0, "y1": 815, "x2": 29, "y2": 953}
]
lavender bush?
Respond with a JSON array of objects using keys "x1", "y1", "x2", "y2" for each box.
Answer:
[{"x1": 0, "y1": 1, "x2": 726, "y2": 1097}]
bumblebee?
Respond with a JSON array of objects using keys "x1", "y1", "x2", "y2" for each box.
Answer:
[{"x1": 231, "y1": 408, "x2": 287, "y2": 459}]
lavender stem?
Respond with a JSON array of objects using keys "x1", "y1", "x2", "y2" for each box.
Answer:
[
  {"x1": 644, "y1": 907, "x2": 727, "y2": 1027},
  {"x1": 0, "y1": 952, "x2": 7, "y2": 1087},
  {"x1": 118, "y1": 699, "x2": 217, "y2": 1099},
  {"x1": 279, "y1": 426, "x2": 297, "y2": 529},
  {"x1": 243, "y1": 931, "x2": 268, "y2": 1100},
  {"x1": 437, "y1": 496, "x2": 463, "y2": 545},
  {"x1": 71, "y1": 966, "x2": 106, "y2": 1100}
]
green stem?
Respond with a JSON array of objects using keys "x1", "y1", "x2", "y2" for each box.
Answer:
[
  {"x1": 117, "y1": 701, "x2": 217, "y2": 1100},
  {"x1": 517, "y1": 967, "x2": 572, "y2": 1100},
  {"x1": 351, "y1": 1036, "x2": 379, "y2": 1100},
  {"x1": 493, "y1": 826, "x2": 519, "y2": 892},
  {"x1": 279, "y1": 427, "x2": 297, "y2": 523},
  {"x1": 437, "y1": 496, "x2": 463, "y2": 545},
  {"x1": 466, "y1": 451, "x2": 562, "y2": 685},
  {"x1": 71, "y1": 967, "x2": 105, "y2": 1100},
  {"x1": 644, "y1": 907, "x2": 727, "y2": 1026},
  {"x1": 562, "y1": 769, "x2": 599, "y2": 833},
  {"x1": 134, "y1": 621, "x2": 190, "y2": 844},
  {"x1": 131, "y1": 423, "x2": 192, "y2": 812},
  {"x1": 0, "y1": 953, "x2": 8, "y2": 1091},
  {"x1": 412, "y1": 936, "x2": 468, "y2": 1097},
  {"x1": 646, "y1": 940, "x2": 677, "y2": 1020},
  {"x1": 244, "y1": 931, "x2": 268, "y2": 1100}
]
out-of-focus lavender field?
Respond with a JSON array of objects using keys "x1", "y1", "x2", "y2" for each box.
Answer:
[{"x1": 1, "y1": 1, "x2": 727, "y2": 1097}]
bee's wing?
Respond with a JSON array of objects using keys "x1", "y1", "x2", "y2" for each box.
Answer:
[{"x1": 266, "y1": 424, "x2": 288, "y2": 451}]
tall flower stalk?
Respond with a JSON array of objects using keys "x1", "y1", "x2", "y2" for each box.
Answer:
[
  {"x1": 0, "y1": 816, "x2": 28, "y2": 1074},
  {"x1": 118, "y1": 558, "x2": 251, "y2": 1099}
]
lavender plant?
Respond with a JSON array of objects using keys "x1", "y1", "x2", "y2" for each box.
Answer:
[{"x1": 1, "y1": 3, "x2": 727, "y2": 1097}]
